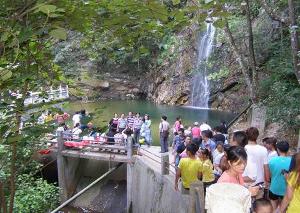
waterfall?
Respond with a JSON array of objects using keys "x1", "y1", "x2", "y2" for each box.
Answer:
[{"x1": 191, "y1": 23, "x2": 215, "y2": 108}]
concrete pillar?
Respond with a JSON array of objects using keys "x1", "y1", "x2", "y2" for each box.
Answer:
[
  {"x1": 57, "y1": 130, "x2": 68, "y2": 202},
  {"x1": 127, "y1": 136, "x2": 133, "y2": 213},
  {"x1": 189, "y1": 181, "x2": 205, "y2": 213},
  {"x1": 250, "y1": 104, "x2": 267, "y2": 141},
  {"x1": 161, "y1": 152, "x2": 169, "y2": 175}
]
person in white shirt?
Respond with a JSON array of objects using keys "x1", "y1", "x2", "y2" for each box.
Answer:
[
  {"x1": 200, "y1": 121, "x2": 212, "y2": 132},
  {"x1": 243, "y1": 127, "x2": 270, "y2": 191},
  {"x1": 72, "y1": 123, "x2": 82, "y2": 140},
  {"x1": 213, "y1": 142, "x2": 225, "y2": 176},
  {"x1": 72, "y1": 111, "x2": 81, "y2": 127},
  {"x1": 262, "y1": 137, "x2": 278, "y2": 162},
  {"x1": 159, "y1": 115, "x2": 170, "y2": 153}
]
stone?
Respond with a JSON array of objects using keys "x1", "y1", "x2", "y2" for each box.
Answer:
[
  {"x1": 132, "y1": 88, "x2": 140, "y2": 93},
  {"x1": 98, "y1": 81, "x2": 110, "y2": 89},
  {"x1": 116, "y1": 85, "x2": 128, "y2": 91}
]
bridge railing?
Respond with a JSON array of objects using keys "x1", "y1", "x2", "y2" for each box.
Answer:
[
  {"x1": 23, "y1": 85, "x2": 69, "y2": 106},
  {"x1": 47, "y1": 131, "x2": 132, "y2": 159}
]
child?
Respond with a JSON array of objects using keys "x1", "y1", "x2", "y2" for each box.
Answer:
[
  {"x1": 253, "y1": 198, "x2": 273, "y2": 213},
  {"x1": 263, "y1": 137, "x2": 278, "y2": 161},
  {"x1": 172, "y1": 129, "x2": 185, "y2": 164},
  {"x1": 198, "y1": 148, "x2": 215, "y2": 191}
]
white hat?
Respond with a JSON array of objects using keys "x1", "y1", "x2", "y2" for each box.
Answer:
[{"x1": 194, "y1": 122, "x2": 199, "y2": 126}]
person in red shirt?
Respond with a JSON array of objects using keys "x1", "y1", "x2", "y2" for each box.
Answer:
[{"x1": 191, "y1": 122, "x2": 201, "y2": 146}]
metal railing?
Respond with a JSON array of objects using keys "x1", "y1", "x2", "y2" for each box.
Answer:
[{"x1": 23, "y1": 85, "x2": 69, "y2": 106}]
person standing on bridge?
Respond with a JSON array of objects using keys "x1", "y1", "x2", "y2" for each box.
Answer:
[
  {"x1": 117, "y1": 113, "x2": 127, "y2": 133},
  {"x1": 126, "y1": 111, "x2": 135, "y2": 129},
  {"x1": 159, "y1": 115, "x2": 170, "y2": 153},
  {"x1": 133, "y1": 113, "x2": 143, "y2": 145},
  {"x1": 175, "y1": 143, "x2": 202, "y2": 193}
]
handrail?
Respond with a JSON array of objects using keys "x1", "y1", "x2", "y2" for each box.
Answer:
[
  {"x1": 227, "y1": 101, "x2": 252, "y2": 129},
  {"x1": 50, "y1": 163, "x2": 123, "y2": 213}
]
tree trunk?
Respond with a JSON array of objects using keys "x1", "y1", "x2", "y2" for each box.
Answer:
[
  {"x1": 245, "y1": 0, "x2": 258, "y2": 101},
  {"x1": 224, "y1": 20, "x2": 255, "y2": 102},
  {"x1": 0, "y1": 181, "x2": 7, "y2": 213},
  {"x1": 8, "y1": 142, "x2": 17, "y2": 213},
  {"x1": 288, "y1": 0, "x2": 300, "y2": 85},
  {"x1": 8, "y1": 80, "x2": 28, "y2": 213}
]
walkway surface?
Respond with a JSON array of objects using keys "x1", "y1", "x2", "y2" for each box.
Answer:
[{"x1": 138, "y1": 145, "x2": 177, "y2": 177}]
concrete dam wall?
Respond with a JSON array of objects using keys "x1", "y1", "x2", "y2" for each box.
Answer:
[
  {"x1": 130, "y1": 157, "x2": 190, "y2": 213},
  {"x1": 57, "y1": 151, "x2": 191, "y2": 213}
]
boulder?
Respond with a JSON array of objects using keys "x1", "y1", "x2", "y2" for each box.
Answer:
[{"x1": 99, "y1": 81, "x2": 110, "y2": 89}]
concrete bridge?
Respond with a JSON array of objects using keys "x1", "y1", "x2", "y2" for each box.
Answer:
[{"x1": 48, "y1": 132, "x2": 205, "y2": 213}]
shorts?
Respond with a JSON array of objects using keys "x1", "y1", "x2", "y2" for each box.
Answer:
[{"x1": 269, "y1": 190, "x2": 283, "y2": 200}]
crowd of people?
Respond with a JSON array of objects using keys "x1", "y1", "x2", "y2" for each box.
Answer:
[
  {"x1": 171, "y1": 121, "x2": 299, "y2": 213},
  {"x1": 39, "y1": 110, "x2": 299, "y2": 212}
]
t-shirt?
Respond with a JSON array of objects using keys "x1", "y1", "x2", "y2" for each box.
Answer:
[
  {"x1": 174, "y1": 120, "x2": 181, "y2": 133},
  {"x1": 72, "y1": 127, "x2": 82, "y2": 139},
  {"x1": 213, "y1": 133, "x2": 225, "y2": 144},
  {"x1": 287, "y1": 171, "x2": 300, "y2": 213},
  {"x1": 133, "y1": 118, "x2": 143, "y2": 130},
  {"x1": 72, "y1": 114, "x2": 80, "y2": 126},
  {"x1": 127, "y1": 116, "x2": 134, "y2": 128},
  {"x1": 200, "y1": 123, "x2": 211, "y2": 131},
  {"x1": 243, "y1": 144, "x2": 268, "y2": 184},
  {"x1": 200, "y1": 139, "x2": 216, "y2": 152},
  {"x1": 159, "y1": 120, "x2": 170, "y2": 132},
  {"x1": 173, "y1": 135, "x2": 185, "y2": 151},
  {"x1": 179, "y1": 158, "x2": 202, "y2": 189},
  {"x1": 213, "y1": 150, "x2": 224, "y2": 165},
  {"x1": 118, "y1": 118, "x2": 127, "y2": 129},
  {"x1": 201, "y1": 159, "x2": 215, "y2": 182},
  {"x1": 218, "y1": 171, "x2": 245, "y2": 185},
  {"x1": 191, "y1": 127, "x2": 201, "y2": 138},
  {"x1": 268, "y1": 150, "x2": 278, "y2": 162},
  {"x1": 269, "y1": 156, "x2": 292, "y2": 196}
]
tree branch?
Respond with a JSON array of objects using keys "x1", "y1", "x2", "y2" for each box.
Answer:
[{"x1": 224, "y1": 20, "x2": 255, "y2": 102}]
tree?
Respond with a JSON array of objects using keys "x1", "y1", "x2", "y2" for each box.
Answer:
[
  {"x1": 258, "y1": 0, "x2": 300, "y2": 84},
  {"x1": 288, "y1": 0, "x2": 300, "y2": 84},
  {"x1": 0, "y1": 1, "x2": 69, "y2": 212}
]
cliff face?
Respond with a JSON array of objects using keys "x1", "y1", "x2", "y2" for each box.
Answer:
[
  {"x1": 145, "y1": 28, "x2": 197, "y2": 106},
  {"x1": 146, "y1": 11, "x2": 278, "y2": 114},
  {"x1": 54, "y1": 11, "x2": 276, "y2": 114}
]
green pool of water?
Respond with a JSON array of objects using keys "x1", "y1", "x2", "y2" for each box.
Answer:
[{"x1": 62, "y1": 100, "x2": 235, "y2": 145}]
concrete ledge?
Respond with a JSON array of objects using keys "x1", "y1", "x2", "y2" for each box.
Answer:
[{"x1": 61, "y1": 150, "x2": 129, "y2": 162}]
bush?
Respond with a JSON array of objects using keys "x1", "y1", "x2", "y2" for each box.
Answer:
[{"x1": 14, "y1": 175, "x2": 59, "y2": 213}]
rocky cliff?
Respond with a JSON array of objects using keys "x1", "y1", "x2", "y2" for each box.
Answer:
[{"x1": 144, "y1": 27, "x2": 197, "y2": 106}]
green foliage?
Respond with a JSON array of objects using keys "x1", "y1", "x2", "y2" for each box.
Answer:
[
  {"x1": 207, "y1": 67, "x2": 230, "y2": 80},
  {"x1": 156, "y1": 35, "x2": 181, "y2": 65},
  {"x1": 260, "y1": 39, "x2": 300, "y2": 128},
  {"x1": 14, "y1": 175, "x2": 59, "y2": 213}
]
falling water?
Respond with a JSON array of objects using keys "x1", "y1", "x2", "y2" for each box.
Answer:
[{"x1": 191, "y1": 23, "x2": 215, "y2": 108}]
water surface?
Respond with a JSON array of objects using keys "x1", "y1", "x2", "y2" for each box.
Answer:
[{"x1": 62, "y1": 100, "x2": 235, "y2": 145}]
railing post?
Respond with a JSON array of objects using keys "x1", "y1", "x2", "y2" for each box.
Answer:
[
  {"x1": 57, "y1": 130, "x2": 67, "y2": 202},
  {"x1": 161, "y1": 152, "x2": 169, "y2": 175},
  {"x1": 127, "y1": 136, "x2": 133, "y2": 159},
  {"x1": 189, "y1": 181, "x2": 205, "y2": 213},
  {"x1": 127, "y1": 136, "x2": 133, "y2": 213}
]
